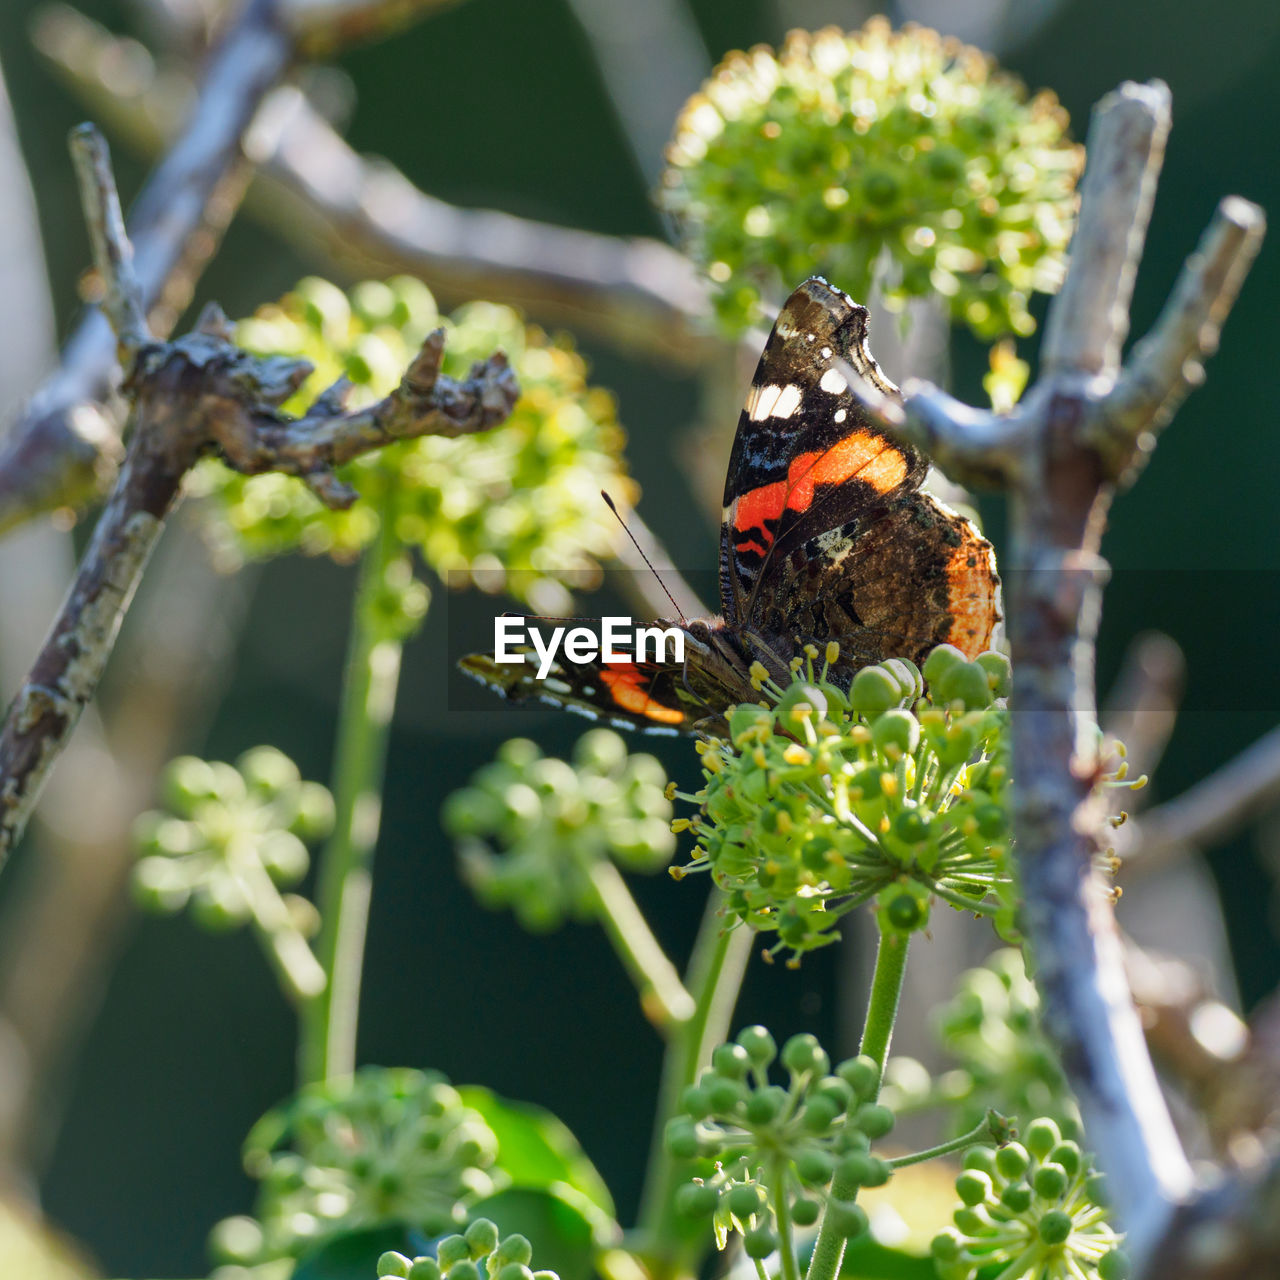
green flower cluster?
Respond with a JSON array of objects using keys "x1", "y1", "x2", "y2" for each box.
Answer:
[
  {"x1": 932, "y1": 1122, "x2": 1126, "y2": 1280},
  {"x1": 376, "y1": 1217, "x2": 558, "y2": 1280},
  {"x1": 444, "y1": 730, "x2": 675, "y2": 932},
  {"x1": 212, "y1": 1068, "x2": 500, "y2": 1267},
  {"x1": 667, "y1": 1027, "x2": 893, "y2": 1255},
  {"x1": 194, "y1": 276, "x2": 635, "y2": 613},
  {"x1": 660, "y1": 19, "x2": 1081, "y2": 340},
  {"x1": 884, "y1": 948, "x2": 1078, "y2": 1138},
  {"x1": 133, "y1": 747, "x2": 333, "y2": 928},
  {"x1": 674, "y1": 644, "x2": 1013, "y2": 958}
]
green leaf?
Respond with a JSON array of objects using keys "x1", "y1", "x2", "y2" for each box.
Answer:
[
  {"x1": 457, "y1": 1087, "x2": 615, "y2": 1221},
  {"x1": 468, "y1": 1187, "x2": 606, "y2": 1280},
  {"x1": 836, "y1": 1236, "x2": 938, "y2": 1279},
  {"x1": 292, "y1": 1224, "x2": 432, "y2": 1280}
]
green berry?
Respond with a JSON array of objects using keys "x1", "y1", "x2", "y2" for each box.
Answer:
[
  {"x1": 854, "y1": 1103, "x2": 894, "y2": 1139},
  {"x1": 873, "y1": 709, "x2": 919, "y2": 755},
  {"x1": 923, "y1": 645, "x2": 967, "y2": 688},
  {"x1": 837, "y1": 1056, "x2": 880, "y2": 1100},
  {"x1": 955, "y1": 1170, "x2": 992, "y2": 1207},
  {"x1": 1037, "y1": 1209, "x2": 1073, "y2": 1244},
  {"x1": 464, "y1": 1219, "x2": 499, "y2": 1256},
  {"x1": 437, "y1": 1237, "x2": 470, "y2": 1268},
  {"x1": 892, "y1": 809, "x2": 931, "y2": 844},
  {"x1": 1025, "y1": 1118, "x2": 1061, "y2": 1159},
  {"x1": 707, "y1": 1076, "x2": 747, "y2": 1113},
  {"x1": 378, "y1": 1252, "x2": 412, "y2": 1278},
  {"x1": 725, "y1": 1183, "x2": 765, "y2": 1219},
  {"x1": 494, "y1": 1267, "x2": 531, "y2": 1280},
  {"x1": 885, "y1": 893, "x2": 923, "y2": 931},
  {"x1": 796, "y1": 1148, "x2": 835, "y2": 1186},
  {"x1": 737, "y1": 1025, "x2": 777, "y2": 1065},
  {"x1": 962, "y1": 1147, "x2": 999, "y2": 1177},
  {"x1": 995, "y1": 1143, "x2": 1029, "y2": 1179},
  {"x1": 1032, "y1": 1163, "x2": 1069, "y2": 1200},
  {"x1": 447, "y1": 1261, "x2": 480, "y2": 1280},
  {"x1": 935, "y1": 662, "x2": 993, "y2": 710},
  {"x1": 881, "y1": 658, "x2": 923, "y2": 702},
  {"x1": 825, "y1": 1199, "x2": 868, "y2": 1240},
  {"x1": 802, "y1": 1095, "x2": 841, "y2": 1131},
  {"x1": 743, "y1": 1225, "x2": 778, "y2": 1259},
  {"x1": 1099, "y1": 1249, "x2": 1131, "y2": 1280},
  {"x1": 665, "y1": 1119, "x2": 700, "y2": 1159},
  {"x1": 675, "y1": 1183, "x2": 719, "y2": 1218},
  {"x1": 852, "y1": 667, "x2": 901, "y2": 720},
  {"x1": 410, "y1": 1260, "x2": 443, "y2": 1280},
  {"x1": 730, "y1": 703, "x2": 775, "y2": 746},
  {"x1": 976, "y1": 651, "x2": 1011, "y2": 697},
  {"x1": 1001, "y1": 1184, "x2": 1033, "y2": 1213},
  {"x1": 745, "y1": 1089, "x2": 783, "y2": 1124},
  {"x1": 781, "y1": 1033, "x2": 828, "y2": 1076},
  {"x1": 493, "y1": 1235, "x2": 533, "y2": 1268},
  {"x1": 1049, "y1": 1141, "x2": 1082, "y2": 1177},
  {"x1": 931, "y1": 1230, "x2": 962, "y2": 1262},
  {"x1": 792, "y1": 1197, "x2": 820, "y2": 1227},
  {"x1": 712, "y1": 1043, "x2": 752, "y2": 1079}
]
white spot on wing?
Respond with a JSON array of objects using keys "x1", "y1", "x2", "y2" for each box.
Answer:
[
  {"x1": 772, "y1": 384, "x2": 803, "y2": 418},
  {"x1": 834, "y1": 408, "x2": 847, "y2": 423},
  {"x1": 747, "y1": 383, "x2": 782, "y2": 421},
  {"x1": 820, "y1": 368, "x2": 848, "y2": 395}
]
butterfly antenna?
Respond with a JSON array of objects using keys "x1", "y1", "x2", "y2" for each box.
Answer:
[{"x1": 601, "y1": 491, "x2": 687, "y2": 623}]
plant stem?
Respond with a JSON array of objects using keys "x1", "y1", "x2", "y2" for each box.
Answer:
[
  {"x1": 887, "y1": 1114, "x2": 1003, "y2": 1170},
  {"x1": 771, "y1": 1154, "x2": 801, "y2": 1280},
  {"x1": 804, "y1": 930, "x2": 910, "y2": 1280},
  {"x1": 587, "y1": 858, "x2": 695, "y2": 1029},
  {"x1": 298, "y1": 507, "x2": 407, "y2": 1085},
  {"x1": 636, "y1": 890, "x2": 752, "y2": 1270},
  {"x1": 232, "y1": 837, "x2": 327, "y2": 1003}
]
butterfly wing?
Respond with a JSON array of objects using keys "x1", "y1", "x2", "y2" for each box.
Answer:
[
  {"x1": 720, "y1": 277, "x2": 1000, "y2": 666},
  {"x1": 459, "y1": 630, "x2": 736, "y2": 735}
]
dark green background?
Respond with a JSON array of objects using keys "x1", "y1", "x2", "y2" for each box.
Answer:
[{"x1": 1, "y1": 1, "x2": 1278, "y2": 1274}]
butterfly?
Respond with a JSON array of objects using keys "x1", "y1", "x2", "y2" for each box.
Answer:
[{"x1": 460, "y1": 277, "x2": 1001, "y2": 735}]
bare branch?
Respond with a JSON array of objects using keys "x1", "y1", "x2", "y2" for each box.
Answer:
[
  {"x1": 1102, "y1": 631, "x2": 1185, "y2": 783},
  {"x1": 221, "y1": 328, "x2": 519, "y2": 503},
  {"x1": 1104, "y1": 197, "x2": 1266, "y2": 473},
  {"x1": 0, "y1": 0, "x2": 294, "y2": 538},
  {"x1": 68, "y1": 126, "x2": 150, "y2": 353},
  {"x1": 819, "y1": 78, "x2": 1267, "y2": 1275},
  {"x1": 283, "y1": 0, "x2": 467, "y2": 55},
  {"x1": 1040, "y1": 80, "x2": 1171, "y2": 377},
  {"x1": 0, "y1": 132, "x2": 518, "y2": 868},
  {"x1": 1124, "y1": 725, "x2": 1280, "y2": 873},
  {"x1": 244, "y1": 89, "x2": 718, "y2": 365}
]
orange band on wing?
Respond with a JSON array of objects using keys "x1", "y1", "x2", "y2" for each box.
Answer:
[
  {"x1": 942, "y1": 534, "x2": 1001, "y2": 657},
  {"x1": 600, "y1": 666, "x2": 686, "y2": 725},
  {"x1": 731, "y1": 432, "x2": 909, "y2": 553}
]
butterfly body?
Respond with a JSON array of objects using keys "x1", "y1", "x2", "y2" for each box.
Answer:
[{"x1": 461, "y1": 277, "x2": 1001, "y2": 735}]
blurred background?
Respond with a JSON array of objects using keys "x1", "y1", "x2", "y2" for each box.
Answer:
[{"x1": 0, "y1": 0, "x2": 1277, "y2": 1274}]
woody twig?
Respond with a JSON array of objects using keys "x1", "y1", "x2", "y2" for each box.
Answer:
[
  {"x1": 0, "y1": 125, "x2": 518, "y2": 869},
  {"x1": 0, "y1": 0, "x2": 294, "y2": 538},
  {"x1": 838, "y1": 80, "x2": 1266, "y2": 1276}
]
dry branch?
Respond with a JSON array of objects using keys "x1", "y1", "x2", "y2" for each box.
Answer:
[
  {"x1": 0, "y1": 126, "x2": 518, "y2": 868},
  {"x1": 838, "y1": 79, "x2": 1265, "y2": 1276},
  {"x1": 32, "y1": 11, "x2": 722, "y2": 368},
  {"x1": 0, "y1": 0, "x2": 293, "y2": 537}
]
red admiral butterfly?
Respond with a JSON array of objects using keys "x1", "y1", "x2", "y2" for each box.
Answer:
[{"x1": 461, "y1": 277, "x2": 1001, "y2": 735}]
